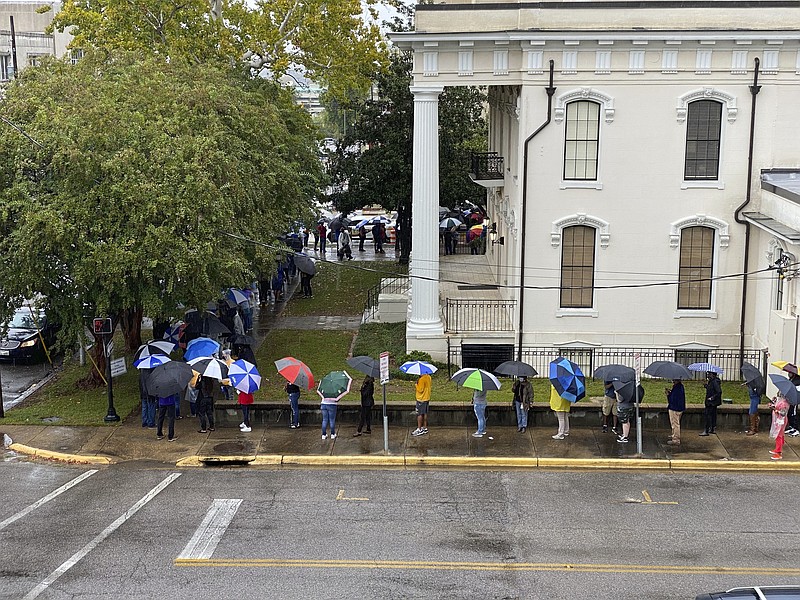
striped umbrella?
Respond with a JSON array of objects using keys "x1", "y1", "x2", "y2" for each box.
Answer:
[
  {"x1": 134, "y1": 340, "x2": 176, "y2": 361},
  {"x1": 450, "y1": 368, "x2": 501, "y2": 391},
  {"x1": 226, "y1": 288, "x2": 249, "y2": 305},
  {"x1": 134, "y1": 354, "x2": 172, "y2": 370},
  {"x1": 163, "y1": 321, "x2": 187, "y2": 346},
  {"x1": 188, "y1": 356, "x2": 229, "y2": 380},
  {"x1": 687, "y1": 362, "x2": 723, "y2": 375},
  {"x1": 399, "y1": 361, "x2": 438, "y2": 375},
  {"x1": 228, "y1": 360, "x2": 261, "y2": 394},
  {"x1": 275, "y1": 357, "x2": 315, "y2": 390}
]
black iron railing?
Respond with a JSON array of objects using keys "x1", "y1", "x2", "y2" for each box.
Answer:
[
  {"x1": 440, "y1": 230, "x2": 486, "y2": 255},
  {"x1": 445, "y1": 298, "x2": 516, "y2": 333},
  {"x1": 363, "y1": 276, "x2": 410, "y2": 323},
  {"x1": 447, "y1": 344, "x2": 768, "y2": 381},
  {"x1": 470, "y1": 152, "x2": 504, "y2": 180}
]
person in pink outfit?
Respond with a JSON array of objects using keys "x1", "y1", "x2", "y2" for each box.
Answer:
[{"x1": 769, "y1": 393, "x2": 790, "y2": 460}]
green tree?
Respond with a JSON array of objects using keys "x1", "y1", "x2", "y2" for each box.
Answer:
[
  {"x1": 47, "y1": 0, "x2": 392, "y2": 99},
  {"x1": 325, "y1": 50, "x2": 487, "y2": 263},
  {"x1": 0, "y1": 53, "x2": 322, "y2": 383}
]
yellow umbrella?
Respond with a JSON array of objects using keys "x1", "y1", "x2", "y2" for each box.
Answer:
[{"x1": 771, "y1": 360, "x2": 798, "y2": 374}]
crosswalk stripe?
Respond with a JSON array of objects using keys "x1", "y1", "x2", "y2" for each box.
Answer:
[{"x1": 178, "y1": 499, "x2": 242, "y2": 560}]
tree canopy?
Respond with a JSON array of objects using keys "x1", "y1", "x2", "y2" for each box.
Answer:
[
  {"x1": 48, "y1": 0, "x2": 392, "y2": 99},
  {"x1": 325, "y1": 50, "x2": 488, "y2": 262},
  {"x1": 0, "y1": 52, "x2": 322, "y2": 371}
]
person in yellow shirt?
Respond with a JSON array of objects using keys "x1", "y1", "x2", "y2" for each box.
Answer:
[
  {"x1": 412, "y1": 373, "x2": 432, "y2": 436},
  {"x1": 549, "y1": 385, "x2": 571, "y2": 440}
]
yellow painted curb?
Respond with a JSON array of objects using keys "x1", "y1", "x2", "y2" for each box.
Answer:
[
  {"x1": 669, "y1": 459, "x2": 800, "y2": 471},
  {"x1": 8, "y1": 443, "x2": 113, "y2": 465},
  {"x1": 538, "y1": 457, "x2": 670, "y2": 470},
  {"x1": 281, "y1": 454, "x2": 405, "y2": 467},
  {"x1": 251, "y1": 455, "x2": 284, "y2": 466},
  {"x1": 404, "y1": 456, "x2": 538, "y2": 468},
  {"x1": 175, "y1": 456, "x2": 204, "y2": 467}
]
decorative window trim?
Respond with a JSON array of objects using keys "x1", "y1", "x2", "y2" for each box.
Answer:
[
  {"x1": 677, "y1": 87, "x2": 737, "y2": 123},
  {"x1": 555, "y1": 88, "x2": 615, "y2": 124},
  {"x1": 556, "y1": 308, "x2": 599, "y2": 318},
  {"x1": 552, "y1": 213, "x2": 610, "y2": 248},
  {"x1": 669, "y1": 214, "x2": 729, "y2": 249},
  {"x1": 766, "y1": 237, "x2": 787, "y2": 262}
]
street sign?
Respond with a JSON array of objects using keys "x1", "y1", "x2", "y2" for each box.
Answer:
[
  {"x1": 634, "y1": 352, "x2": 641, "y2": 378},
  {"x1": 110, "y1": 358, "x2": 127, "y2": 378},
  {"x1": 380, "y1": 351, "x2": 390, "y2": 384},
  {"x1": 105, "y1": 340, "x2": 114, "y2": 359},
  {"x1": 93, "y1": 317, "x2": 113, "y2": 335}
]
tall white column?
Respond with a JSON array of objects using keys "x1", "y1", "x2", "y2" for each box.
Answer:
[{"x1": 408, "y1": 85, "x2": 444, "y2": 335}]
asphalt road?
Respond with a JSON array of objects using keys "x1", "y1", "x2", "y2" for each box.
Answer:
[
  {"x1": 0, "y1": 361, "x2": 54, "y2": 412},
  {"x1": 1, "y1": 461, "x2": 798, "y2": 599}
]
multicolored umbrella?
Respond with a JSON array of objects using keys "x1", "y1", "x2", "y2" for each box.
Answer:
[
  {"x1": 145, "y1": 361, "x2": 193, "y2": 397},
  {"x1": 228, "y1": 359, "x2": 261, "y2": 394},
  {"x1": 163, "y1": 321, "x2": 187, "y2": 346},
  {"x1": 450, "y1": 368, "x2": 501, "y2": 391},
  {"x1": 399, "y1": 361, "x2": 438, "y2": 375},
  {"x1": 134, "y1": 340, "x2": 176, "y2": 361},
  {"x1": 188, "y1": 356, "x2": 229, "y2": 380},
  {"x1": 687, "y1": 362, "x2": 724, "y2": 375},
  {"x1": 134, "y1": 354, "x2": 172, "y2": 370},
  {"x1": 226, "y1": 288, "x2": 249, "y2": 305},
  {"x1": 548, "y1": 357, "x2": 586, "y2": 403},
  {"x1": 356, "y1": 215, "x2": 391, "y2": 228},
  {"x1": 184, "y1": 337, "x2": 221, "y2": 361},
  {"x1": 275, "y1": 356, "x2": 315, "y2": 390},
  {"x1": 317, "y1": 370, "x2": 353, "y2": 401},
  {"x1": 771, "y1": 360, "x2": 798, "y2": 375}
]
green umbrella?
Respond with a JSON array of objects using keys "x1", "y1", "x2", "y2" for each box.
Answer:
[
  {"x1": 450, "y1": 368, "x2": 501, "y2": 391},
  {"x1": 317, "y1": 370, "x2": 353, "y2": 400}
]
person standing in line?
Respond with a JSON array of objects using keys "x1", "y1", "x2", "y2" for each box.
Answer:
[
  {"x1": 238, "y1": 388, "x2": 253, "y2": 433},
  {"x1": 320, "y1": 393, "x2": 339, "y2": 440},
  {"x1": 285, "y1": 380, "x2": 301, "y2": 429},
  {"x1": 769, "y1": 392, "x2": 790, "y2": 460},
  {"x1": 156, "y1": 393, "x2": 178, "y2": 441},
  {"x1": 665, "y1": 378, "x2": 686, "y2": 446},
  {"x1": 337, "y1": 228, "x2": 353, "y2": 261},
  {"x1": 784, "y1": 372, "x2": 800, "y2": 437},
  {"x1": 358, "y1": 225, "x2": 367, "y2": 252},
  {"x1": 317, "y1": 222, "x2": 327, "y2": 255},
  {"x1": 472, "y1": 388, "x2": 488, "y2": 438},
  {"x1": 185, "y1": 371, "x2": 199, "y2": 418},
  {"x1": 699, "y1": 371, "x2": 722, "y2": 436},
  {"x1": 601, "y1": 381, "x2": 619, "y2": 434},
  {"x1": 354, "y1": 375, "x2": 375, "y2": 436},
  {"x1": 550, "y1": 385, "x2": 570, "y2": 440},
  {"x1": 614, "y1": 383, "x2": 637, "y2": 444},
  {"x1": 300, "y1": 270, "x2": 314, "y2": 298},
  {"x1": 744, "y1": 377, "x2": 765, "y2": 436},
  {"x1": 512, "y1": 376, "x2": 533, "y2": 433},
  {"x1": 411, "y1": 372, "x2": 432, "y2": 436},
  {"x1": 139, "y1": 369, "x2": 157, "y2": 429},
  {"x1": 197, "y1": 376, "x2": 216, "y2": 433},
  {"x1": 232, "y1": 308, "x2": 245, "y2": 337}
]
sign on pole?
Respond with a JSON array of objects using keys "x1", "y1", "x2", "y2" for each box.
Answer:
[
  {"x1": 380, "y1": 351, "x2": 390, "y2": 385},
  {"x1": 110, "y1": 358, "x2": 127, "y2": 378}
]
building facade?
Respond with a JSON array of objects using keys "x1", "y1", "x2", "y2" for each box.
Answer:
[
  {"x1": 0, "y1": 2, "x2": 72, "y2": 82},
  {"x1": 390, "y1": 0, "x2": 800, "y2": 377}
]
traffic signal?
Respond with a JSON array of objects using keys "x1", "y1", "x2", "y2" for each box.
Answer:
[{"x1": 93, "y1": 318, "x2": 113, "y2": 335}]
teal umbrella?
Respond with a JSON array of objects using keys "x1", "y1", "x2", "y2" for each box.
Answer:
[{"x1": 317, "y1": 370, "x2": 353, "y2": 401}]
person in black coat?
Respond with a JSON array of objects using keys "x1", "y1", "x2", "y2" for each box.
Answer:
[
  {"x1": 699, "y1": 371, "x2": 722, "y2": 436},
  {"x1": 353, "y1": 375, "x2": 375, "y2": 436}
]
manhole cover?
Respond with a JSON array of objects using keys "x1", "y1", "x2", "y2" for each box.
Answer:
[{"x1": 212, "y1": 441, "x2": 253, "y2": 455}]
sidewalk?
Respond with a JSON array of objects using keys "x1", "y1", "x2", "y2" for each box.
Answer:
[{"x1": 3, "y1": 419, "x2": 798, "y2": 470}]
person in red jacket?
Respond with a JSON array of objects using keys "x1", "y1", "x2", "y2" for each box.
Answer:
[{"x1": 238, "y1": 389, "x2": 254, "y2": 433}]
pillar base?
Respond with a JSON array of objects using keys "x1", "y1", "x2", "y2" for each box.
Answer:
[{"x1": 406, "y1": 323, "x2": 447, "y2": 362}]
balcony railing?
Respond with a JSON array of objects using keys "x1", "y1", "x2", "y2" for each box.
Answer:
[
  {"x1": 470, "y1": 152, "x2": 504, "y2": 181},
  {"x1": 445, "y1": 298, "x2": 516, "y2": 333}
]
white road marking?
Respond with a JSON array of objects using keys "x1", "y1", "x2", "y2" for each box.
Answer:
[
  {"x1": 0, "y1": 469, "x2": 98, "y2": 532},
  {"x1": 178, "y1": 499, "x2": 242, "y2": 560},
  {"x1": 22, "y1": 472, "x2": 181, "y2": 600}
]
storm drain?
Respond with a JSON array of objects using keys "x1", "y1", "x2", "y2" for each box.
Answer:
[{"x1": 200, "y1": 441, "x2": 257, "y2": 466}]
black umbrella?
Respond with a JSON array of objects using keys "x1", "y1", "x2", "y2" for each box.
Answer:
[
  {"x1": 145, "y1": 361, "x2": 194, "y2": 397},
  {"x1": 594, "y1": 364, "x2": 636, "y2": 382},
  {"x1": 346, "y1": 355, "x2": 380, "y2": 378},
  {"x1": 294, "y1": 254, "x2": 317, "y2": 276},
  {"x1": 612, "y1": 379, "x2": 646, "y2": 403},
  {"x1": 494, "y1": 360, "x2": 537, "y2": 377},
  {"x1": 230, "y1": 334, "x2": 256, "y2": 346},
  {"x1": 770, "y1": 374, "x2": 799, "y2": 405},
  {"x1": 201, "y1": 313, "x2": 231, "y2": 337},
  {"x1": 643, "y1": 361, "x2": 693, "y2": 380},
  {"x1": 741, "y1": 362, "x2": 766, "y2": 395}
]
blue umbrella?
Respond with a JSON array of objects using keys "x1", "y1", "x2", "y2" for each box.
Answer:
[
  {"x1": 356, "y1": 215, "x2": 391, "y2": 229},
  {"x1": 226, "y1": 288, "x2": 248, "y2": 305},
  {"x1": 163, "y1": 321, "x2": 186, "y2": 345},
  {"x1": 184, "y1": 337, "x2": 221, "y2": 361},
  {"x1": 228, "y1": 359, "x2": 262, "y2": 393},
  {"x1": 134, "y1": 354, "x2": 172, "y2": 370},
  {"x1": 770, "y1": 374, "x2": 799, "y2": 405},
  {"x1": 548, "y1": 357, "x2": 586, "y2": 403},
  {"x1": 399, "y1": 361, "x2": 438, "y2": 375}
]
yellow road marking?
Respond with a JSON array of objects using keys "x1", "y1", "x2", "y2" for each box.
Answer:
[
  {"x1": 173, "y1": 558, "x2": 800, "y2": 576},
  {"x1": 641, "y1": 489, "x2": 679, "y2": 505},
  {"x1": 335, "y1": 489, "x2": 369, "y2": 501}
]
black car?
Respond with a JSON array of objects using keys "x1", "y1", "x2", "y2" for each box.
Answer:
[
  {"x1": 0, "y1": 308, "x2": 58, "y2": 362},
  {"x1": 697, "y1": 587, "x2": 800, "y2": 599}
]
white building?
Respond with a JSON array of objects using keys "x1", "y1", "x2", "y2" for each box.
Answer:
[
  {"x1": 389, "y1": 0, "x2": 800, "y2": 376},
  {"x1": 0, "y1": 2, "x2": 72, "y2": 82}
]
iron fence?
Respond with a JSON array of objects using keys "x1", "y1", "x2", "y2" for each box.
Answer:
[
  {"x1": 470, "y1": 152, "x2": 504, "y2": 180},
  {"x1": 447, "y1": 343, "x2": 768, "y2": 381},
  {"x1": 440, "y1": 231, "x2": 486, "y2": 255},
  {"x1": 444, "y1": 298, "x2": 516, "y2": 333},
  {"x1": 363, "y1": 276, "x2": 410, "y2": 323}
]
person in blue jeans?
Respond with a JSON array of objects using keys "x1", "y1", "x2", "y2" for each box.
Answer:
[
  {"x1": 156, "y1": 393, "x2": 178, "y2": 441},
  {"x1": 472, "y1": 388, "x2": 488, "y2": 438},
  {"x1": 139, "y1": 369, "x2": 157, "y2": 428},
  {"x1": 285, "y1": 381, "x2": 301, "y2": 428},
  {"x1": 320, "y1": 397, "x2": 338, "y2": 440}
]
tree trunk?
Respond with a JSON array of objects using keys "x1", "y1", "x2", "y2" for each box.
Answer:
[{"x1": 119, "y1": 307, "x2": 143, "y2": 353}]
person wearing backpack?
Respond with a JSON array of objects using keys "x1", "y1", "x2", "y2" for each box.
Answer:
[{"x1": 699, "y1": 371, "x2": 722, "y2": 436}]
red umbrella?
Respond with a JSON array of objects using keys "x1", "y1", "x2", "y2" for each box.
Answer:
[{"x1": 274, "y1": 357, "x2": 315, "y2": 390}]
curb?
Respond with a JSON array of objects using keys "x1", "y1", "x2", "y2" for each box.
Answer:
[
  {"x1": 538, "y1": 457, "x2": 670, "y2": 470},
  {"x1": 8, "y1": 443, "x2": 113, "y2": 465},
  {"x1": 281, "y1": 454, "x2": 405, "y2": 467}
]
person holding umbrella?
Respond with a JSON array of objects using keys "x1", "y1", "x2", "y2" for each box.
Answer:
[
  {"x1": 512, "y1": 376, "x2": 533, "y2": 433},
  {"x1": 337, "y1": 227, "x2": 353, "y2": 261},
  {"x1": 769, "y1": 392, "x2": 791, "y2": 460},
  {"x1": 741, "y1": 362, "x2": 766, "y2": 436},
  {"x1": 550, "y1": 385, "x2": 571, "y2": 440},
  {"x1": 197, "y1": 376, "x2": 217, "y2": 433},
  {"x1": 353, "y1": 375, "x2": 375, "y2": 436},
  {"x1": 286, "y1": 380, "x2": 301, "y2": 429},
  {"x1": 318, "y1": 371, "x2": 352, "y2": 440},
  {"x1": 700, "y1": 371, "x2": 722, "y2": 436},
  {"x1": 665, "y1": 379, "x2": 686, "y2": 446},
  {"x1": 413, "y1": 371, "x2": 432, "y2": 437}
]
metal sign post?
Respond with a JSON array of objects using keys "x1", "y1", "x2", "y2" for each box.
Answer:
[
  {"x1": 380, "y1": 351, "x2": 390, "y2": 454},
  {"x1": 635, "y1": 352, "x2": 642, "y2": 455},
  {"x1": 94, "y1": 318, "x2": 119, "y2": 423}
]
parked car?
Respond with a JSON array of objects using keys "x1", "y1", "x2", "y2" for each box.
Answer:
[
  {"x1": 697, "y1": 586, "x2": 800, "y2": 599},
  {"x1": 0, "y1": 307, "x2": 58, "y2": 362}
]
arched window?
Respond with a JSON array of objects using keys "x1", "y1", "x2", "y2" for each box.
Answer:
[
  {"x1": 560, "y1": 225, "x2": 596, "y2": 308},
  {"x1": 678, "y1": 226, "x2": 715, "y2": 310},
  {"x1": 684, "y1": 100, "x2": 722, "y2": 180},
  {"x1": 564, "y1": 101, "x2": 600, "y2": 181}
]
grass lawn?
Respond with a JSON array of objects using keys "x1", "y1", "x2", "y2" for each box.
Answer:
[{"x1": 281, "y1": 260, "x2": 407, "y2": 317}]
